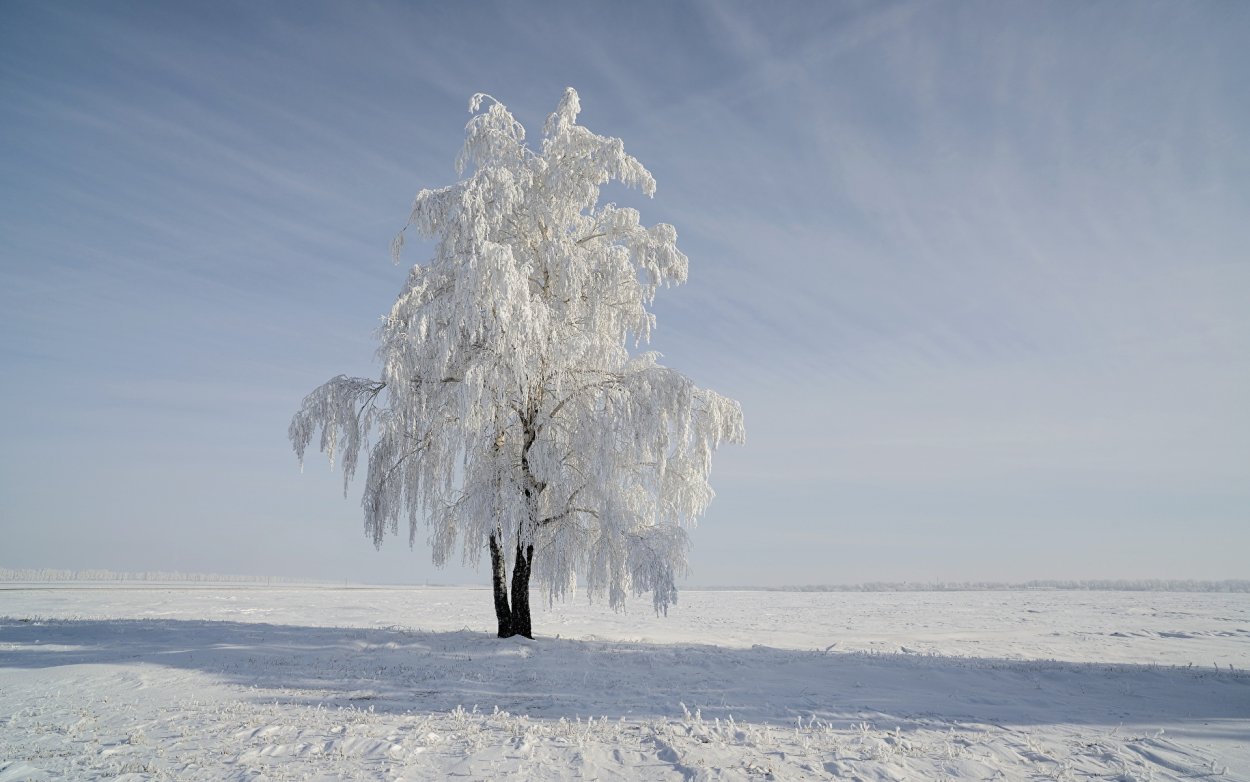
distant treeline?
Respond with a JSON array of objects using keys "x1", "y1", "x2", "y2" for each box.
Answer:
[
  {"x1": 5, "y1": 570, "x2": 1247, "y2": 593},
  {"x1": 741, "y1": 580, "x2": 1250, "y2": 593},
  {"x1": 0, "y1": 568, "x2": 329, "y2": 584}
]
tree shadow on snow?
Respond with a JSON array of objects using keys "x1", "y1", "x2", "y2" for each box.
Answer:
[{"x1": 1, "y1": 616, "x2": 1246, "y2": 732}]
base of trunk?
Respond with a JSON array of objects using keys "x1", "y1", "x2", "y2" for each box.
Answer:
[
  {"x1": 509, "y1": 542, "x2": 534, "y2": 639},
  {"x1": 489, "y1": 534, "x2": 534, "y2": 639},
  {"x1": 489, "y1": 533, "x2": 514, "y2": 638}
]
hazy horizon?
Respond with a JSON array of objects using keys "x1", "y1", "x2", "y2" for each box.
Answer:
[{"x1": 4, "y1": 567, "x2": 1249, "y2": 595}]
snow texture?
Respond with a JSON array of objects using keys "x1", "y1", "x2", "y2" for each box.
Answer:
[
  {"x1": 290, "y1": 89, "x2": 744, "y2": 614},
  {"x1": 2, "y1": 585, "x2": 1247, "y2": 780}
]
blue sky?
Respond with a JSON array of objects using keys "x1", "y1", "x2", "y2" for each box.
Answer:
[{"x1": 2, "y1": 1, "x2": 1247, "y2": 587}]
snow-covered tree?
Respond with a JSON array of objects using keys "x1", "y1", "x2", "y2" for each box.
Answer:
[{"x1": 290, "y1": 89, "x2": 744, "y2": 638}]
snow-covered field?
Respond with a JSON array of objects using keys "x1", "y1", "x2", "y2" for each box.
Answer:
[{"x1": 2, "y1": 586, "x2": 1247, "y2": 780}]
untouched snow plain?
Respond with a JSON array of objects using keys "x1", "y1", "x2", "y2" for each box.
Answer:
[{"x1": 1, "y1": 585, "x2": 1248, "y2": 781}]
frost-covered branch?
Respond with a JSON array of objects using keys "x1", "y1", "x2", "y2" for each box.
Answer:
[{"x1": 288, "y1": 376, "x2": 386, "y2": 496}]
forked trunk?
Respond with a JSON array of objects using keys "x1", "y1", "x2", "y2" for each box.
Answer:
[
  {"x1": 489, "y1": 533, "x2": 534, "y2": 639},
  {"x1": 510, "y1": 541, "x2": 535, "y2": 639},
  {"x1": 489, "y1": 532, "x2": 514, "y2": 638}
]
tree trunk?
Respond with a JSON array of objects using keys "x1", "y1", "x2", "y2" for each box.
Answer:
[
  {"x1": 509, "y1": 413, "x2": 540, "y2": 640},
  {"x1": 509, "y1": 541, "x2": 535, "y2": 639},
  {"x1": 489, "y1": 532, "x2": 514, "y2": 638}
]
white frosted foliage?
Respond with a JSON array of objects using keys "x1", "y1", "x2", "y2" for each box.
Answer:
[{"x1": 291, "y1": 89, "x2": 744, "y2": 613}]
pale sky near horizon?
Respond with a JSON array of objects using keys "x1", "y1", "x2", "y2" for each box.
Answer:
[{"x1": 2, "y1": 1, "x2": 1247, "y2": 590}]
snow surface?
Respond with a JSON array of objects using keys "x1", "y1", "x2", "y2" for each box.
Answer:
[{"x1": 2, "y1": 585, "x2": 1247, "y2": 780}]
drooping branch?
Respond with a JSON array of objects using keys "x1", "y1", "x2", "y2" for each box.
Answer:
[{"x1": 289, "y1": 376, "x2": 387, "y2": 496}]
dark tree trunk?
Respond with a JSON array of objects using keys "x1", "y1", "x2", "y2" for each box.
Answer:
[
  {"x1": 509, "y1": 541, "x2": 535, "y2": 639},
  {"x1": 489, "y1": 532, "x2": 514, "y2": 638},
  {"x1": 507, "y1": 412, "x2": 540, "y2": 640}
]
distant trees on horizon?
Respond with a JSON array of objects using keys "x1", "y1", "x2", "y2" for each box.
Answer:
[
  {"x1": 756, "y1": 579, "x2": 1250, "y2": 593},
  {"x1": 2, "y1": 569, "x2": 1246, "y2": 593},
  {"x1": 0, "y1": 569, "x2": 324, "y2": 584}
]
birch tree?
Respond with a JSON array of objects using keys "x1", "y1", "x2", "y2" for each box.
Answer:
[{"x1": 290, "y1": 89, "x2": 744, "y2": 638}]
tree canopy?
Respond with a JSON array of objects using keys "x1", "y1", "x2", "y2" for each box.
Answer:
[{"x1": 291, "y1": 89, "x2": 743, "y2": 622}]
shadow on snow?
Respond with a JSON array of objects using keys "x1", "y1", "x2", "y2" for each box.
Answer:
[{"x1": 2, "y1": 616, "x2": 1246, "y2": 732}]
